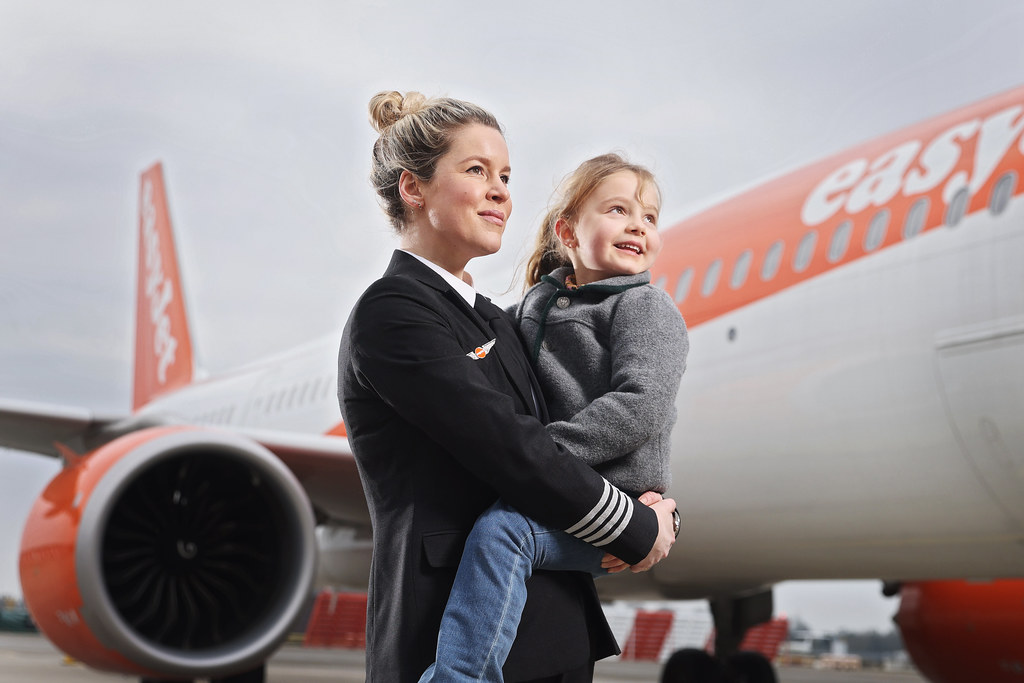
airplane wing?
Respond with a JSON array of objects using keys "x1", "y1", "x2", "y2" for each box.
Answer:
[
  {"x1": 0, "y1": 397, "x2": 124, "y2": 458},
  {"x1": 0, "y1": 396, "x2": 368, "y2": 524}
]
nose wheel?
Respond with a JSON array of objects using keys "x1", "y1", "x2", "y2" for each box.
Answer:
[{"x1": 140, "y1": 662, "x2": 265, "y2": 683}]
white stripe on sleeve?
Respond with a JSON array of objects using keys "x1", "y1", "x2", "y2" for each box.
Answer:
[{"x1": 564, "y1": 480, "x2": 635, "y2": 547}]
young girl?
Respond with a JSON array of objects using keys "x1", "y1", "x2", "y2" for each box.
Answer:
[{"x1": 420, "y1": 153, "x2": 689, "y2": 682}]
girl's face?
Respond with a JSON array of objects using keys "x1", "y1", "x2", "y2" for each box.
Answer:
[
  {"x1": 557, "y1": 171, "x2": 661, "y2": 285},
  {"x1": 405, "y1": 123, "x2": 512, "y2": 273}
]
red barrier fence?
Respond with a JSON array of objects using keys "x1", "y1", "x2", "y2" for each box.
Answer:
[
  {"x1": 303, "y1": 590, "x2": 367, "y2": 649},
  {"x1": 302, "y1": 589, "x2": 787, "y2": 664}
]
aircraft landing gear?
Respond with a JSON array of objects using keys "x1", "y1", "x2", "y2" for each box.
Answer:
[
  {"x1": 213, "y1": 663, "x2": 266, "y2": 683},
  {"x1": 660, "y1": 648, "x2": 731, "y2": 682},
  {"x1": 723, "y1": 651, "x2": 777, "y2": 683},
  {"x1": 139, "y1": 662, "x2": 265, "y2": 683},
  {"x1": 659, "y1": 649, "x2": 777, "y2": 683},
  {"x1": 658, "y1": 650, "x2": 777, "y2": 683},
  {"x1": 659, "y1": 589, "x2": 778, "y2": 683}
]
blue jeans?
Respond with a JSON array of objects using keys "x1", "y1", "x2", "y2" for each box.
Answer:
[{"x1": 419, "y1": 500, "x2": 607, "y2": 683}]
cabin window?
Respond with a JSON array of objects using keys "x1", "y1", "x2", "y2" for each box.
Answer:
[
  {"x1": 761, "y1": 241, "x2": 784, "y2": 281},
  {"x1": 827, "y1": 221, "x2": 852, "y2": 263},
  {"x1": 730, "y1": 250, "x2": 752, "y2": 289},
  {"x1": 864, "y1": 209, "x2": 890, "y2": 252},
  {"x1": 990, "y1": 171, "x2": 1017, "y2": 216},
  {"x1": 652, "y1": 274, "x2": 667, "y2": 291},
  {"x1": 674, "y1": 268, "x2": 694, "y2": 303},
  {"x1": 903, "y1": 197, "x2": 929, "y2": 239},
  {"x1": 701, "y1": 259, "x2": 722, "y2": 297},
  {"x1": 945, "y1": 187, "x2": 969, "y2": 227},
  {"x1": 793, "y1": 231, "x2": 817, "y2": 273},
  {"x1": 324, "y1": 376, "x2": 336, "y2": 399}
]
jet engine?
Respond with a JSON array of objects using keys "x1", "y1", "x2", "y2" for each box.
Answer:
[
  {"x1": 19, "y1": 425, "x2": 317, "y2": 679},
  {"x1": 895, "y1": 580, "x2": 1024, "y2": 683}
]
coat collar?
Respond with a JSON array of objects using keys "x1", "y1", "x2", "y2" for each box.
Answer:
[
  {"x1": 384, "y1": 249, "x2": 451, "y2": 292},
  {"x1": 385, "y1": 251, "x2": 542, "y2": 419}
]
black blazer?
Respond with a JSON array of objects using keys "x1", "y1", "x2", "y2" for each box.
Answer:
[{"x1": 338, "y1": 251, "x2": 657, "y2": 682}]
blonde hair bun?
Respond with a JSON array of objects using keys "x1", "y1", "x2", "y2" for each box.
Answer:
[{"x1": 368, "y1": 91, "x2": 429, "y2": 133}]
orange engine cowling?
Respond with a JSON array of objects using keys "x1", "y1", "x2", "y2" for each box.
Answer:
[
  {"x1": 896, "y1": 579, "x2": 1024, "y2": 683},
  {"x1": 19, "y1": 425, "x2": 318, "y2": 679}
]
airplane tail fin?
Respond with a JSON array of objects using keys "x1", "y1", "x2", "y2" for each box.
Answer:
[{"x1": 133, "y1": 163, "x2": 194, "y2": 411}]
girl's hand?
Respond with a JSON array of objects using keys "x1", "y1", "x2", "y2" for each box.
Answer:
[
  {"x1": 601, "y1": 553, "x2": 630, "y2": 573},
  {"x1": 638, "y1": 491, "x2": 663, "y2": 506}
]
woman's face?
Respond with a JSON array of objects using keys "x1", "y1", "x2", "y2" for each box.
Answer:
[
  {"x1": 413, "y1": 123, "x2": 512, "y2": 269},
  {"x1": 559, "y1": 171, "x2": 661, "y2": 285}
]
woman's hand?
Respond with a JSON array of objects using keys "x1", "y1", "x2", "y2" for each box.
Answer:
[
  {"x1": 630, "y1": 498, "x2": 677, "y2": 573},
  {"x1": 600, "y1": 491, "x2": 668, "y2": 573}
]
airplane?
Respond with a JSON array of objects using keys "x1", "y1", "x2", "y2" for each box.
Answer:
[{"x1": 2, "y1": 81, "x2": 1023, "y2": 683}]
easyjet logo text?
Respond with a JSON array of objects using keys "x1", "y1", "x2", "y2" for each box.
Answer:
[
  {"x1": 803, "y1": 104, "x2": 1024, "y2": 226},
  {"x1": 141, "y1": 179, "x2": 178, "y2": 384}
]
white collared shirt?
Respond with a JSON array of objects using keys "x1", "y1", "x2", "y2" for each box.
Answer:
[{"x1": 400, "y1": 250, "x2": 477, "y2": 307}]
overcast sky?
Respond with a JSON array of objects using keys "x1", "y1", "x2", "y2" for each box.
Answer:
[{"x1": 2, "y1": 1, "x2": 1023, "y2": 634}]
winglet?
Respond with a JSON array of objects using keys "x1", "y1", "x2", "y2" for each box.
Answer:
[{"x1": 132, "y1": 163, "x2": 194, "y2": 411}]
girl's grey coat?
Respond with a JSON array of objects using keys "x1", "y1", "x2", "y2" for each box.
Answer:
[{"x1": 514, "y1": 267, "x2": 689, "y2": 496}]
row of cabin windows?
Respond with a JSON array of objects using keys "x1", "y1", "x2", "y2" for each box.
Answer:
[
  {"x1": 194, "y1": 373, "x2": 336, "y2": 423},
  {"x1": 664, "y1": 171, "x2": 1018, "y2": 304},
  {"x1": 251, "y1": 374, "x2": 336, "y2": 415},
  {"x1": 195, "y1": 406, "x2": 235, "y2": 425}
]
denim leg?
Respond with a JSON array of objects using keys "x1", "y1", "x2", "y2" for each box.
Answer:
[{"x1": 420, "y1": 501, "x2": 606, "y2": 683}]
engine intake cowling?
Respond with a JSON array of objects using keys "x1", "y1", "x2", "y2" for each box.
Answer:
[
  {"x1": 19, "y1": 425, "x2": 317, "y2": 679},
  {"x1": 896, "y1": 580, "x2": 1024, "y2": 683}
]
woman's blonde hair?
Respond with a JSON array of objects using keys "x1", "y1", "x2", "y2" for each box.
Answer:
[
  {"x1": 368, "y1": 91, "x2": 502, "y2": 232},
  {"x1": 524, "y1": 153, "x2": 661, "y2": 287}
]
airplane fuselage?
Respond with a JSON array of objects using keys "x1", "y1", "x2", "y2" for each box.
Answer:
[
  {"x1": 139, "y1": 191, "x2": 1024, "y2": 600},
  {"x1": 658, "y1": 195, "x2": 1024, "y2": 598}
]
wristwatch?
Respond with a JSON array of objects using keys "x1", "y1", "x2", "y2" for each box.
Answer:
[{"x1": 671, "y1": 509, "x2": 681, "y2": 538}]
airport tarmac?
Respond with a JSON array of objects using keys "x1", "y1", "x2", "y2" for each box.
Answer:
[{"x1": 0, "y1": 633, "x2": 928, "y2": 682}]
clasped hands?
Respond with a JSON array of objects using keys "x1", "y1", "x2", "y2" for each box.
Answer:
[{"x1": 600, "y1": 491, "x2": 677, "y2": 574}]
